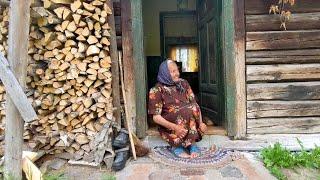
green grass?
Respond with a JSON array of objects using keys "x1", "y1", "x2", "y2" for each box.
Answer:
[
  {"x1": 101, "y1": 174, "x2": 116, "y2": 180},
  {"x1": 43, "y1": 172, "x2": 67, "y2": 180},
  {"x1": 260, "y1": 139, "x2": 320, "y2": 180}
]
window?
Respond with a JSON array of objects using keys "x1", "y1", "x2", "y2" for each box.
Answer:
[{"x1": 168, "y1": 45, "x2": 199, "y2": 72}]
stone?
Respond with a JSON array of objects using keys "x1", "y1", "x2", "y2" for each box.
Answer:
[
  {"x1": 220, "y1": 165, "x2": 243, "y2": 178},
  {"x1": 149, "y1": 170, "x2": 183, "y2": 180},
  {"x1": 180, "y1": 169, "x2": 205, "y2": 176},
  {"x1": 48, "y1": 158, "x2": 66, "y2": 170}
]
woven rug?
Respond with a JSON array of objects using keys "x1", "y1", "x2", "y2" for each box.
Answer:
[{"x1": 149, "y1": 145, "x2": 243, "y2": 168}]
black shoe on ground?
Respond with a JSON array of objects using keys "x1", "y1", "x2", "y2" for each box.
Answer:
[
  {"x1": 112, "y1": 147, "x2": 129, "y2": 171},
  {"x1": 113, "y1": 128, "x2": 129, "y2": 149}
]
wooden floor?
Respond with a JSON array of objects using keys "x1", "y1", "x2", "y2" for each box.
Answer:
[{"x1": 146, "y1": 125, "x2": 227, "y2": 136}]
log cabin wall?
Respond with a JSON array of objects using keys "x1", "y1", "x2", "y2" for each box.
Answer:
[{"x1": 245, "y1": 0, "x2": 320, "y2": 134}]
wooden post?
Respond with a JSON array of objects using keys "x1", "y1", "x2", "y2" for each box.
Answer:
[
  {"x1": 131, "y1": 0, "x2": 147, "y2": 138},
  {"x1": 222, "y1": 0, "x2": 246, "y2": 139},
  {"x1": 107, "y1": 0, "x2": 121, "y2": 126},
  {"x1": 121, "y1": 0, "x2": 136, "y2": 132},
  {"x1": 233, "y1": 0, "x2": 246, "y2": 138},
  {"x1": 4, "y1": 0, "x2": 31, "y2": 179}
]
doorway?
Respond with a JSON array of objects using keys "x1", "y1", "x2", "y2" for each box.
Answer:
[{"x1": 142, "y1": 0, "x2": 226, "y2": 134}]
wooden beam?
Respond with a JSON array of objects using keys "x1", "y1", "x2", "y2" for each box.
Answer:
[
  {"x1": 222, "y1": 0, "x2": 235, "y2": 137},
  {"x1": 247, "y1": 117, "x2": 320, "y2": 134},
  {"x1": 223, "y1": 0, "x2": 246, "y2": 138},
  {"x1": 247, "y1": 100, "x2": 320, "y2": 118},
  {"x1": 131, "y1": 0, "x2": 147, "y2": 138},
  {"x1": 245, "y1": 0, "x2": 320, "y2": 15},
  {"x1": 4, "y1": 0, "x2": 31, "y2": 179},
  {"x1": 107, "y1": 0, "x2": 121, "y2": 126},
  {"x1": 233, "y1": 0, "x2": 246, "y2": 138},
  {"x1": 247, "y1": 64, "x2": 320, "y2": 82},
  {"x1": 246, "y1": 30, "x2": 320, "y2": 51},
  {"x1": 0, "y1": 55, "x2": 37, "y2": 122},
  {"x1": 121, "y1": 0, "x2": 136, "y2": 132},
  {"x1": 246, "y1": 12, "x2": 320, "y2": 31},
  {"x1": 246, "y1": 49, "x2": 320, "y2": 65},
  {"x1": 247, "y1": 81, "x2": 320, "y2": 101}
]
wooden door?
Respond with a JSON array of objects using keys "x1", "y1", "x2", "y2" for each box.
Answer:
[{"x1": 197, "y1": 0, "x2": 223, "y2": 125}]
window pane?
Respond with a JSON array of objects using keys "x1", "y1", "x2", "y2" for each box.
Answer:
[{"x1": 168, "y1": 45, "x2": 199, "y2": 72}]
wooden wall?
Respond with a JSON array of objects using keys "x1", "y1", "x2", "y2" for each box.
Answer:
[
  {"x1": 113, "y1": 1, "x2": 122, "y2": 49},
  {"x1": 245, "y1": 0, "x2": 320, "y2": 134}
]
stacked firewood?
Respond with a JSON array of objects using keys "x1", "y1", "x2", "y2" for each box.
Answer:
[
  {"x1": 0, "y1": 1, "x2": 115, "y2": 161},
  {"x1": 0, "y1": 84, "x2": 4, "y2": 138},
  {"x1": 0, "y1": 6, "x2": 8, "y2": 56},
  {"x1": 0, "y1": 7, "x2": 8, "y2": 139}
]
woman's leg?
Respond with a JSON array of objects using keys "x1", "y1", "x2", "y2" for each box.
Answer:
[
  {"x1": 188, "y1": 143, "x2": 200, "y2": 158},
  {"x1": 159, "y1": 129, "x2": 191, "y2": 158},
  {"x1": 171, "y1": 145, "x2": 190, "y2": 158}
]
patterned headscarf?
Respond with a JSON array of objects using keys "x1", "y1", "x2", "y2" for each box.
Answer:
[{"x1": 157, "y1": 60, "x2": 186, "y2": 93}]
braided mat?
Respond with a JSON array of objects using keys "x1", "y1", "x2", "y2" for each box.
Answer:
[{"x1": 149, "y1": 145, "x2": 243, "y2": 168}]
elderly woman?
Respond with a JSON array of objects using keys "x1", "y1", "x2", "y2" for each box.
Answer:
[{"x1": 148, "y1": 59, "x2": 207, "y2": 158}]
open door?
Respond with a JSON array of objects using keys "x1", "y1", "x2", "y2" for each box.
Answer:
[{"x1": 197, "y1": 0, "x2": 223, "y2": 125}]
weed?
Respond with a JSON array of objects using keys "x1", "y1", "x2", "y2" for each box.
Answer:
[
  {"x1": 260, "y1": 139, "x2": 320, "y2": 180},
  {"x1": 101, "y1": 174, "x2": 116, "y2": 180},
  {"x1": 43, "y1": 172, "x2": 67, "y2": 180}
]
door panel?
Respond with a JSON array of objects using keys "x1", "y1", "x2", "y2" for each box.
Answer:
[{"x1": 198, "y1": 0, "x2": 223, "y2": 125}]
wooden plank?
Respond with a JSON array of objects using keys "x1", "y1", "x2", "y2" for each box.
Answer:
[
  {"x1": 115, "y1": 16, "x2": 122, "y2": 35},
  {"x1": 121, "y1": 0, "x2": 136, "y2": 133},
  {"x1": 246, "y1": 30, "x2": 320, "y2": 50},
  {"x1": 247, "y1": 117, "x2": 320, "y2": 134},
  {"x1": 246, "y1": 49, "x2": 320, "y2": 65},
  {"x1": 233, "y1": 0, "x2": 246, "y2": 138},
  {"x1": 247, "y1": 64, "x2": 320, "y2": 82},
  {"x1": 22, "y1": 157, "x2": 42, "y2": 180},
  {"x1": 247, "y1": 82, "x2": 320, "y2": 100},
  {"x1": 247, "y1": 100, "x2": 320, "y2": 118},
  {"x1": 107, "y1": 0, "x2": 121, "y2": 126},
  {"x1": 0, "y1": 55, "x2": 37, "y2": 122},
  {"x1": 222, "y1": 0, "x2": 239, "y2": 137},
  {"x1": 245, "y1": 0, "x2": 320, "y2": 15},
  {"x1": 116, "y1": 36, "x2": 122, "y2": 49},
  {"x1": 4, "y1": 0, "x2": 31, "y2": 179},
  {"x1": 113, "y1": 1, "x2": 121, "y2": 16},
  {"x1": 246, "y1": 12, "x2": 320, "y2": 31},
  {"x1": 131, "y1": 0, "x2": 147, "y2": 138}
]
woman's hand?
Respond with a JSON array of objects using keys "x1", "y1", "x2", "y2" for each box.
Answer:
[
  {"x1": 174, "y1": 125, "x2": 188, "y2": 139},
  {"x1": 199, "y1": 122, "x2": 207, "y2": 134}
]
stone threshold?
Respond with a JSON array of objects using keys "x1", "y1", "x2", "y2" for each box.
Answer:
[{"x1": 143, "y1": 134, "x2": 320, "y2": 151}]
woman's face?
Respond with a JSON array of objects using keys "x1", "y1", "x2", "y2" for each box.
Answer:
[{"x1": 168, "y1": 62, "x2": 180, "y2": 82}]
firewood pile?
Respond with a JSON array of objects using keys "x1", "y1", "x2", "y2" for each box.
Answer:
[
  {"x1": 0, "y1": 0, "x2": 116, "y2": 161},
  {"x1": 0, "y1": 6, "x2": 8, "y2": 142}
]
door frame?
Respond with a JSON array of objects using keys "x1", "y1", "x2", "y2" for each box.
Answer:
[{"x1": 131, "y1": 0, "x2": 246, "y2": 138}]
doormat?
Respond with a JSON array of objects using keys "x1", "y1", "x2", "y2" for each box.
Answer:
[{"x1": 149, "y1": 145, "x2": 243, "y2": 168}]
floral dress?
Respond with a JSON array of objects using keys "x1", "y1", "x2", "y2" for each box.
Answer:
[{"x1": 148, "y1": 79, "x2": 203, "y2": 147}]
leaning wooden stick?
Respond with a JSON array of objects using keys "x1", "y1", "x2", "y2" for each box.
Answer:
[
  {"x1": 0, "y1": 54, "x2": 37, "y2": 122},
  {"x1": 118, "y1": 51, "x2": 137, "y2": 160}
]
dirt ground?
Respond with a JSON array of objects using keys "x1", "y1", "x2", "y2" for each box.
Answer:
[{"x1": 45, "y1": 164, "x2": 115, "y2": 180}]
